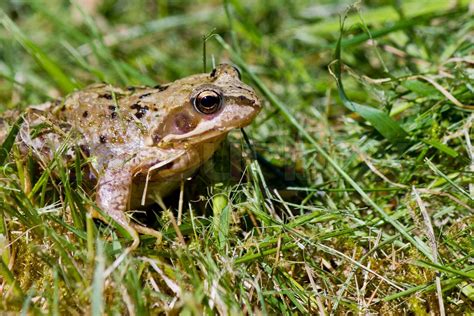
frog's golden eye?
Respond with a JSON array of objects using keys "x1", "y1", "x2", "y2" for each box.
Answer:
[{"x1": 193, "y1": 90, "x2": 223, "y2": 114}]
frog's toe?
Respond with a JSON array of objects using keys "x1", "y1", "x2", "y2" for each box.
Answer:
[
  {"x1": 132, "y1": 223, "x2": 162, "y2": 246},
  {"x1": 88, "y1": 205, "x2": 141, "y2": 250}
]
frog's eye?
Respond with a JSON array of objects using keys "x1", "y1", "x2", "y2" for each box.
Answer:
[{"x1": 193, "y1": 90, "x2": 223, "y2": 114}]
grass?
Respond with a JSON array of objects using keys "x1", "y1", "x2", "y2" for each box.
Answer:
[{"x1": 0, "y1": 0, "x2": 473, "y2": 314}]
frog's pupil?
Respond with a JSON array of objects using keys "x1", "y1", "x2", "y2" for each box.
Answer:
[{"x1": 200, "y1": 95, "x2": 217, "y2": 108}]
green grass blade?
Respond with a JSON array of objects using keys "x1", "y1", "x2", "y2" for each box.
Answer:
[
  {"x1": 91, "y1": 239, "x2": 105, "y2": 316},
  {"x1": 384, "y1": 277, "x2": 464, "y2": 301},
  {"x1": 0, "y1": 115, "x2": 23, "y2": 165},
  {"x1": 423, "y1": 139, "x2": 459, "y2": 158},
  {"x1": 288, "y1": 0, "x2": 471, "y2": 38},
  {"x1": 425, "y1": 159, "x2": 472, "y2": 200},
  {"x1": 0, "y1": 10, "x2": 78, "y2": 93},
  {"x1": 0, "y1": 257, "x2": 24, "y2": 299},
  {"x1": 414, "y1": 260, "x2": 474, "y2": 279},
  {"x1": 212, "y1": 194, "x2": 230, "y2": 250},
  {"x1": 332, "y1": 21, "x2": 409, "y2": 145},
  {"x1": 77, "y1": 8, "x2": 221, "y2": 55}
]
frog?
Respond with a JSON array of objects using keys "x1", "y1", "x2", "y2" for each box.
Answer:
[{"x1": 4, "y1": 64, "x2": 261, "y2": 250}]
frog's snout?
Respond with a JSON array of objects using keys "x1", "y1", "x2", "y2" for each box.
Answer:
[
  {"x1": 241, "y1": 88, "x2": 261, "y2": 113},
  {"x1": 252, "y1": 93, "x2": 261, "y2": 110}
]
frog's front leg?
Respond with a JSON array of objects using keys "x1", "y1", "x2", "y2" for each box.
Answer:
[{"x1": 94, "y1": 168, "x2": 161, "y2": 250}]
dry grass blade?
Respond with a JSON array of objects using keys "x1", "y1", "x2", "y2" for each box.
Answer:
[{"x1": 413, "y1": 187, "x2": 445, "y2": 316}]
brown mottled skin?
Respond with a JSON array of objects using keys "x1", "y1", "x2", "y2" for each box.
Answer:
[{"x1": 7, "y1": 64, "x2": 261, "y2": 249}]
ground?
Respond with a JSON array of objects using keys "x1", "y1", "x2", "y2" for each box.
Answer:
[{"x1": 0, "y1": 0, "x2": 473, "y2": 314}]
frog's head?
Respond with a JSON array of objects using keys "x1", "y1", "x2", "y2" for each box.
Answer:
[{"x1": 152, "y1": 64, "x2": 261, "y2": 148}]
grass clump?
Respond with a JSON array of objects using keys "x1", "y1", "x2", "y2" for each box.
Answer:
[{"x1": 0, "y1": 0, "x2": 473, "y2": 314}]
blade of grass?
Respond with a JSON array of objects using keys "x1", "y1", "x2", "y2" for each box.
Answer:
[
  {"x1": 0, "y1": 115, "x2": 23, "y2": 165},
  {"x1": 61, "y1": 40, "x2": 107, "y2": 82},
  {"x1": 0, "y1": 257, "x2": 25, "y2": 299},
  {"x1": 423, "y1": 139, "x2": 459, "y2": 158},
  {"x1": 235, "y1": 243, "x2": 298, "y2": 265},
  {"x1": 212, "y1": 194, "x2": 230, "y2": 250},
  {"x1": 71, "y1": 3, "x2": 128, "y2": 84},
  {"x1": 425, "y1": 159, "x2": 472, "y2": 200},
  {"x1": 330, "y1": 20, "x2": 410, "y2": 145},
  {"x1": 20, "y1": 288, "x2": 36, "y2": 316},
  {"x1": 91, "y1": 239, "x2": 105, "y2": 316},
  {"x1": 28, "y1": 2, "x2": 90, "y2": 43},
  {"x1": 77, "y1": 7, "x2": 222, "y2": 56},
  {"x1": 414, "y1": 261, "x2": 474, "y2": 279},
  {"x1": 52, "y1": 268, "x2": 60, "y2": 316},
  {"x1": 287, "y1": 0, "x2": 471, "y2": 38},
  {"x1": 300, "y1": 10, "x2": 460, "y2": 53},
  {"x1": 384, "y1": 277, "x2": 464, "y2": 301},
  {"x1": 0, "y1": 10, "x2": 79, "y2": 93}
]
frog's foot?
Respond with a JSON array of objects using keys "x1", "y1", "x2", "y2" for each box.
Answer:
[
  {"x1": 95, "y1": 167, "x2": 165, "y2": 250},
  {"x1": 95, "y1": 168, "x2": 143, "y2": 250},
  {"x1": 131, "y1": 223, "x2": 162, "y2": 246},
  {"x1": 90, "y1": 205, "x2": 140, "y2": 251},
  {"x1": 100, "y1": 210, "x2": 140, "y2": 277},
  {"x1": 153, "y1": 194, "x2": 167, "y2": 212}
]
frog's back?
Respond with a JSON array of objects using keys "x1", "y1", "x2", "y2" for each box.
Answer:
[
  {"x1": 59, "y1": 84, "x2": 148, "y2": 150},
  {"x1": 44, "y1": 84, "x2": 166, "y2": 171}
]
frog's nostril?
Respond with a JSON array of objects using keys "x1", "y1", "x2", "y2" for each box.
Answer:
[{"x1": 152, "y1": 134, "x2": 162, "y2": 143}]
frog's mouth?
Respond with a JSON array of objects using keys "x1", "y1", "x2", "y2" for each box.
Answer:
[
  {"x1": 159, "y1": 105, "x2": 259, "y2": 146},
  {"x1": 160, "y1": 126, "x2": 231, "y2": 145}
]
